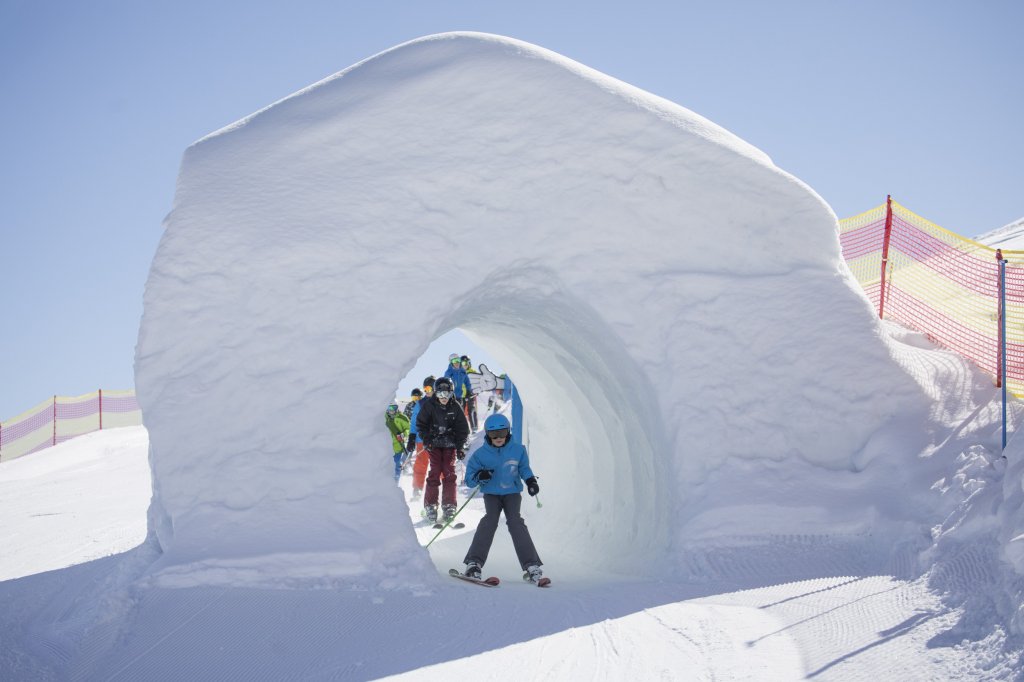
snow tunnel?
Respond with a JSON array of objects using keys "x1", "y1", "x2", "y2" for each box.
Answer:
[
  {"x1": 410, "y1": 282, "x2": 670, "y2": 576},
  {"x1": 134, "y1": 32, "x2": 896, "y2": 587}
]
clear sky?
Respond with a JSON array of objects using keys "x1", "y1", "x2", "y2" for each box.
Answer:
[{"x1": 1, "y1": 0, "x2": 1021, "y2": 421}]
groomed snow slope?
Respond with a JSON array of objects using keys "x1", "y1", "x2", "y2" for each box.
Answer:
[
  {"x1": 3, "y1": 341, "x2": 1023, "y2": 679},
  {"x1": 136, "y1": 31, "x2": 958, "y2": 590}
]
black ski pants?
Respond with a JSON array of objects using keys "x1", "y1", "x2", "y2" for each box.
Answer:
[{"x1": 464, "y1": 493, "x2": 541, "y2": 570}]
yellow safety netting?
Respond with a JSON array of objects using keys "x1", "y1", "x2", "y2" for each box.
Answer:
[
  {"x1": 0, "y1": 390, "x2": 142, "y2": 462},
  {"x1": 839, "y1": 199, "x2": 1024, "y2": 398}
]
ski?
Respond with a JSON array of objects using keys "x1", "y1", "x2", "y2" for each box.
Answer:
[
  {"x1": 449, "y1": 568, "x2": 499, "y2": 587},
  {"x1": 523, "y1": 572, "x2": 552, "y2": 588},
  {"x1": 432, "y1": 522, "x2": 465, "y2": 530}
]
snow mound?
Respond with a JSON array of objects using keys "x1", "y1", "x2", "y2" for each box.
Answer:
[{"x1": 136, "y1": 32, "x2": 958, "y2": 587}]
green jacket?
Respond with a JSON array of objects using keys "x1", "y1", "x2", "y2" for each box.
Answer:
[{"x1": 385, "y1": 412, "x2": 410, "y2": 454}]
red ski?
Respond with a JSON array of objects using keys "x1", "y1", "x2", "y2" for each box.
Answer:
[{"x1": 449, "y1": 568, "x2": 500, "y2": 587}]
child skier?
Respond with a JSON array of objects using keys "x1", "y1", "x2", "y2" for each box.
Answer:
[
  {"x1": 444, "y1": 353, "x2": 475, "y2": 426},
  {"x1": 463, "y1": 413, "x2": 545, "y2": 584},
  {"x1": 460, "y1": 355, "x2": 480, "y2": 431},
  {"x1": 415, "y1": 376, "x2": 470, "y2": 523},
  {"x1": 384, "y1": 403, "x2": 410, "y2": 482}
]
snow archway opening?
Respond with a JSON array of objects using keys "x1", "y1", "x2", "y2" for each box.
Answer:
[{"x1": 413, "y1": 281, "x2": 671, "y2": 578}]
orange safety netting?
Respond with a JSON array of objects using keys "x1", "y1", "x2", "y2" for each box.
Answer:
[{"x1": 839, "y1": 198, "x2": 1024, "y2": 398}]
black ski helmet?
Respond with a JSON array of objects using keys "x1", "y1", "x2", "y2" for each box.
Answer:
[
  {"x1": 423, "y1": 376, "x2": 435, "y2": 389},
  {"x1": 434, "y1": 377, "x2": 453, "y2": 393}
]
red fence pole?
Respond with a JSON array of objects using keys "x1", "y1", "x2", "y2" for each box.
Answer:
[
  {"x1": 99, "y1": 389, "x2": 103, "y2": 430},
  {"x1": 878, "y1": 195, "x2": 894, "y2": 319}
]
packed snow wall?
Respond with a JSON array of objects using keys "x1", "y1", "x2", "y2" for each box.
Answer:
[{"x1": 136, "y1": 32, "x2": 934, "y2": 586}]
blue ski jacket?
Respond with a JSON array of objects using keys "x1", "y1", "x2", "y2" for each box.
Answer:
[
  {"x1": 409, "y1": 399, "x2": 423, "y2": 441},
  {"x1": 444, "y1": 366, "x2": 474, "y2": 400},
  {"x1": 465, "y1": 436, "x2": 535, "y2": 495}
]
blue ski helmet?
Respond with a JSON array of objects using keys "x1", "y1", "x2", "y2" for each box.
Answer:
[{"x1": 484, "y1": 414, "x2": 511, "y2": 440}]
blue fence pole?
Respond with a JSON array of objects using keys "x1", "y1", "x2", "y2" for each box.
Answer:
[
  {"x1": 508, "y1": 376, "x2": 523, "y2": 444},
  {"x1": 1002, "y1": 256, "x2": 1008, "y2": 450}
]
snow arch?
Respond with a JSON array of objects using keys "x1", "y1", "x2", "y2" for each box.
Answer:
[{"x1": 136, "y1": 32, "x2": 922, "y2": 586}]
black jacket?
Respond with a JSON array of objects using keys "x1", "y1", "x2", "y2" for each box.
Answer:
[{"x1": 415, "y1": 395, "x2": 470, "y2": 450}]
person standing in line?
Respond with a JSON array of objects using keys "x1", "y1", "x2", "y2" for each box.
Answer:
[
  {"x1": 462, "y1": 413, "x2": 545, "y2": 584},
  {"x1": 460, "y1": 355, "x2": 480, "y2": 432},
  {"x1": 444, "y1": 353, "x2": 475, "y2": 428},
  {"x1": 415, "y1": 376, "x2": 470, "y2": 524},
  {"x1": 409, "y1": 377, "x2": 437, "y2": 499},
  {"x1": 403, "y1": 387, "x2": 422, "y2": 421},
  {"x1": 403, "y1": 388, "x2": 423, "y2": 484},
  {"x1": 384, "y1": 402, "x2": 410, "y2": 483}
]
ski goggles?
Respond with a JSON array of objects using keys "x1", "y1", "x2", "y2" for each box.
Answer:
[
  {"x1": 450, "y1": 358, "x2": 462, "y2": 366},
  {"x1": 486, "y1": 428, "x2": 510, "y2": 440},
  {"x1": 435, "y1": 389, "x2": 454, "y2": 399},
  {"x1": 386, "y1": 405, "x2": 398, "y2": 414}
]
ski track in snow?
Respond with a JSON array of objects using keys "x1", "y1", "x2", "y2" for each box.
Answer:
[{"x1": 0, "y1": 427, "x2": 1005, "y2": 680}]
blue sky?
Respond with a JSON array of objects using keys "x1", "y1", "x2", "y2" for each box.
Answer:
[{"x1": 1, "y1": 0, "x2": 1021, "y2": 420}]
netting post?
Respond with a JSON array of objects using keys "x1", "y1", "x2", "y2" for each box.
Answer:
[
  {"x1": 99, "y1": 389, "x2": 103, "y2": 431},
  {"x1": 997, "y1": 250, "x2": 1005, "y2": 389},
  {"x1": 1000, "y1": 252, "x2": 1008, "y2": 450},
  {"x1": 52, "y1": 395, "x2": 57, "y2": 447},
  {"x1": 878, "y1": 195, "x2": 894, "y2": 319}
]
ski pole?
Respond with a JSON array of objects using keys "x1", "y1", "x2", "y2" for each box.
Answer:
[
  {"x1": 425, "y1": 485, "x2": 481, "y2": 548},
  {"x1": 535, "y1": 494, "x2": 543, "y2": 509},
  {"x1": 399, "y1": 442, "x2": 416, "y2": 470}
]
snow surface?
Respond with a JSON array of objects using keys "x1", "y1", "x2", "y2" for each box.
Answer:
[
  {"x1": 4, "y1": 31, "x2": 1024, "y2": 679},
  {"x1": 978, "y1": 217, "x2": 1024, "y2": 251}
]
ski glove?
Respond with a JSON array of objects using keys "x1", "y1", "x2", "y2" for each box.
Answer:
[
  {"x1": 476, "y1": 469, "x2": 493, "y2": 483},
  {"x1": 456, "y1": 449, "x2": 465, "y2": 461},
  {"x1": 405, "y1": 433, "x2": 416, "y2": 453},
  {"x1": 525, "y1": 477, "x2": 539, "y2": 497}
]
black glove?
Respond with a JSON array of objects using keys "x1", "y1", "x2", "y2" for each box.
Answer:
[
  {"x1": 525, "y1": 477, "x2": 539, "y2": 497},
  {"x1": 405, "y1": 434, "x2": 416, "y2": 453},
  {"x1": 456, "y1": 449, "x2": 465, "y2": 461},
  {"x1": 477, "y1": 469, "x2": 493, "y2": 483}
]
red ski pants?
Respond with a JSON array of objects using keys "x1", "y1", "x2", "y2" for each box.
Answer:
[{"x1": 424, "y1": 447, "x2": 457, "y2": 507}]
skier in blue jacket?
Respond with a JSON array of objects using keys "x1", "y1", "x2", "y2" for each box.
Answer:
[
  {"x1": 463, "y1": 413, "x2": 544, "y2": 584},
  {"x1": 443, "y1": 354, "x2": 475, "y2": 421}
]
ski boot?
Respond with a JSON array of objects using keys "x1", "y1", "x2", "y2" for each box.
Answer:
[
  {"x1": 523, "y1": 564, "x2": 550, "y2": 587},
  {"x1": 442, "y1": 504, "x2": 457, "y2": 524},
  {"x1": 424, "y1": 504, "x2": 438, "y2": 524},
  {"x1": 464, "y1": 562, "x2": 482, "y2": 580}
]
